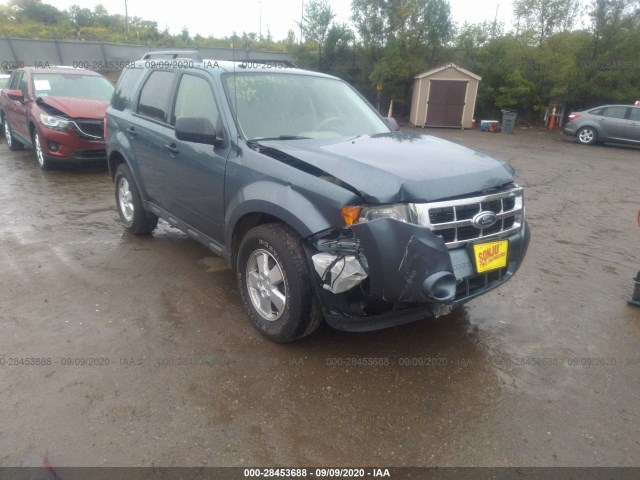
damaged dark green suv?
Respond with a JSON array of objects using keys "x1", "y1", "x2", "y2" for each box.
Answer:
[{"x1": 106, "y1": 52, "x2": 530, "y2": 342}]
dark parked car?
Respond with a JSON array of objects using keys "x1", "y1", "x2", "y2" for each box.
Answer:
[
  {"x1": 0, "y1": 66, "x2": 113, "y2": 169},
  {"x1": 564, "y1": 104, "x2": 640, "y2": 146},
  {"x1": 106, "y1": 52, "x2": 530, "y2": 342}
]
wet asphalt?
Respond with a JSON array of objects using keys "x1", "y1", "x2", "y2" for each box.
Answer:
[{"x1": 0, "y1": 127, "x2": 639, "y2": 467}]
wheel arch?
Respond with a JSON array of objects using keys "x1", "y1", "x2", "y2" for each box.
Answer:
[
  {"x1": 108, "y1": 150, "x2": 152, "y2": 211},
  {"x1": 227, "y1": 201, "x2": 339, "y2": 271},
  {"x1": 108, "y1": 150, "x2": 127, "y2": 181},
  {"x1": 576, "y1": 123, "x2": 600, "y2": 135},
  {"x1": 229, "y1": 212, "x2": 285, "y2": 268},
  {"x1": 225, "y1": 181, "x2": 349, "y2": 265},
  {"x1": 227, "y1": 206, "x2": 323, "y2": 269},
  {"x1": 28, "y1": 119, "x2": 37, "y2": 138}
]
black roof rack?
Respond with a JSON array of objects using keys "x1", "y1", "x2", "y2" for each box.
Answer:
[{"x1": 141, "y1": 50, "x2": 203, "y2": 61}]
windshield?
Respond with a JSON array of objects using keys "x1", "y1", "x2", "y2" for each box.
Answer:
[
  {"x1": 33, "y1": 73, "x2": 114, "y2": 100},
  {"x1": 225, "y1": 73, "x2": 389, "y2": 140}
]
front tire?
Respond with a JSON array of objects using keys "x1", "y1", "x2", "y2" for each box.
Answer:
[
  {"x1": 114, "y1": 163, "x2": 158, "y2": 235},
  {"x1": 33, "y1": 131, "x2": 53, "y2": 170},
  {"x1": 4, "y1": 119, "x2": 24, "y2": 151},
  {"x1": 237, "y1": 223, "x2": 323, "y2": 342},
  {"x1": 576, "y1": 126, "x2": 597, "y2": 145}
]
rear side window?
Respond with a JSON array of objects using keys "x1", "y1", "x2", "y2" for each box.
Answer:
[
  {"x1": 137, "y1": 70, "x2": 174, "y2": 123},
  {"x1": 111, "y1": 67, "x2": 144, "y2": 111},
  {"x1": 601, "y1": 106, "x2": 628, "y2": 119}
]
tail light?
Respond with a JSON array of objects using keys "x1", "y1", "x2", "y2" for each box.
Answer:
[{"x1": 568, "y1": 113, "x2": 581, "y2": 121}]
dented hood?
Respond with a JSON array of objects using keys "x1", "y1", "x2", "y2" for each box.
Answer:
[
  {"x1": 258, "y1": 131, "x2": 515, "y2": 203},
  {"x1": 37, "y1": 96, "x2": 109, "y2": 120}
]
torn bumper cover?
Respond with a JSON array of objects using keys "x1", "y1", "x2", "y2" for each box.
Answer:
[
  {"x1": 353, "y1": 218, "x2": 456, "y2": 304},
  {"x1": 308, "y1": 217, "x2": 530, "y2": 332}
]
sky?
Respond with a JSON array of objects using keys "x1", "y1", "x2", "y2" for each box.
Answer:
[{"x1": 9, "y1": 0, "x2": 515, "y2": 41}]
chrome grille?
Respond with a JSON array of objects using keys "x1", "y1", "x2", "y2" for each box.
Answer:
[
  {"x1": 412, "y1": 186, "x2": 524, "y2": 249},
  {"x1": 72, "y1": 120, "x2": 104, "y2": 140}
]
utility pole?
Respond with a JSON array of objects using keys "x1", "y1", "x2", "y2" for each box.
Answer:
[
  {"x1": 259, "y1": 0, "x2": 262, "y2": 40},
  {"x1": 300, "y1": 0, "x2": 304, "y2": 45},
  {"x1": 125, "y1": 0, "x2": 129, "y2": 38},
  {"x1": 492, "y1": 3, "x2": 499, "y2": 37}
]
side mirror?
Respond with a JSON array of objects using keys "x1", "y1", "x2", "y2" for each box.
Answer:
[
  {"x1": 6, "y1": 89, "x2": 25, "y2": 102},
  {"x1": 175, "y1": 117, "x2": 223, "y2": 147},
  {"x1": 385, "y1": 117, "x2": 400, "y2": 131}
]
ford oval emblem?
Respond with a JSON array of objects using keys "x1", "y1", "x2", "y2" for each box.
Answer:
[{"x1": 472, "y1": 211, "x2": 498, "y2": 229}]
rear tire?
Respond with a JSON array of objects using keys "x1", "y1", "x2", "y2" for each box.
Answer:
[
  {"x1": 4, "y1": 119, "x2": 24, "y2": 151},
  {"x1": 114, "y1": 163, "x2": 158, "y2": 235},
  {"x1": 237, "y1": 223, "x2": 323, "y2": 342},
  {"x1": 576, "y1": 126, "x2": 597, "y2": 145}
]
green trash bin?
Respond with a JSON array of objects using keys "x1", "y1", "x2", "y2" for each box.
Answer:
[{"x1": 502, "y1": 111, "x2": 517, "y2": 134}]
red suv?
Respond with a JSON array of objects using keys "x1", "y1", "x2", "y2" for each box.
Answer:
[{"x1": 0, "y1": 66, "x2": 113, "y2": 169}]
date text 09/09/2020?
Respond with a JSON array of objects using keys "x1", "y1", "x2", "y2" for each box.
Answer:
[{"x1": 243, "y1": 468, "x2": 391, "y2": 477}]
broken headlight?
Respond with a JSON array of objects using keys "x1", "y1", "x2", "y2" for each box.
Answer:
[
  {"x1": 358, "y1": 204, "x2": 415, "y2": 224},
  {"x1": 340, "y1": 204, "x2": 416, "y2": 226}
]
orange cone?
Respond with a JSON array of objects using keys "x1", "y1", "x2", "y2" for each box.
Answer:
[{"x1": 548, "y1": 107, "x2": 556, "y2": 129}]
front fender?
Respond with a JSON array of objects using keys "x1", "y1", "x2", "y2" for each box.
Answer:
[{"x1": 225, "y1": 180, "x2": 354, "y2": 247}]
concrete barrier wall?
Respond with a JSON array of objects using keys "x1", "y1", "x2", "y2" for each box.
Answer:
[{"x1": 0, "y1": 37, "x2": 291, "y2": 72}]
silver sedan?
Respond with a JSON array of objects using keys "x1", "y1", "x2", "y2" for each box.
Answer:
[{"x1": 564, "y1": 104, "x2": 640, "y2": 146}]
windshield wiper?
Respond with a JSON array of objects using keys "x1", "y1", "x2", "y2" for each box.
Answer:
[{"x1": 247, "y1": 135, "x2": 311, "y2": 143}]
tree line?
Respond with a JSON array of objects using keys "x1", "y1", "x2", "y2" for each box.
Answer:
[{"x1": 1, "y1": 0, "x2": 639, "y2": 122}]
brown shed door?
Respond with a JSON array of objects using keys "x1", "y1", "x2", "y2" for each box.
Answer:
[{"x1": 426, "y1": 80, "x2": 467, "y2": 127}]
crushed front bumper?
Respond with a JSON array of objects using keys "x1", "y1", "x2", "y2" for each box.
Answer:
[{"x1": 306, "y1": 218, "x2": 530, "y2": 332}]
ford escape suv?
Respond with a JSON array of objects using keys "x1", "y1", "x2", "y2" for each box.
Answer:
[
  {"x1": 0, "y1": 66, "x2": 113, "y2": 169},
  {"x1": 106, "y1": 52, "x2": 530, "y2": 342}
]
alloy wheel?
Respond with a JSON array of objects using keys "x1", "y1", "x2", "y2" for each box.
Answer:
[
  {"x1": 117, "y1": 177, "x2": 134, "y2": 223},
  {"x1": 4, "y1": 120, "x2": 11, "y2": 147},
  {"x1": 245, "y1": 249, "x2": 287, "y2": 321},
  {"x1": 578, "y1": 128, "x2": 595, "y2": 144},
  {"x1": 34, "y1": 132, "x2": 45, "y2": 167}
]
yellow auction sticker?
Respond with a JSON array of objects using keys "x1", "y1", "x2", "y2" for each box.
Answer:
[{"x1": 473, "y1": 240, "x2": 509, "y2": 273}]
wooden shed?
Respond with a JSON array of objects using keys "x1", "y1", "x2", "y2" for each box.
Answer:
[{"x1": 410, "y1": 64, "x2": 481, "y2": 129}]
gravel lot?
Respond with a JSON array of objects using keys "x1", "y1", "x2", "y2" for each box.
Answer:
[{"x1": 0, "y1": 127, "x2": 639, "y2": 468}]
